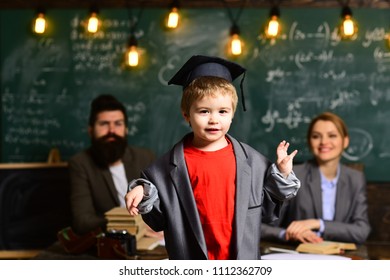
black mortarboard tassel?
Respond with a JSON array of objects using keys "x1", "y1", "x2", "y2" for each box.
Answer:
[{"x1": 168, "y1": 55, "x2": 247, "y2": 111}]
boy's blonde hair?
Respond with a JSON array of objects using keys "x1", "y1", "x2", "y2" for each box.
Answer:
[{"x1": 180, "y1": 76, "x2": 238, "y2": 117}]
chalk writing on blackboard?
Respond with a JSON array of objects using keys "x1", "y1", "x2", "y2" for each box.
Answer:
[{"x1": 343, "y1": 128, "x2": 373, "y2": 161}]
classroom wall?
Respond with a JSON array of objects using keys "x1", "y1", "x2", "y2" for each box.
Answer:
[{"x1": 1, "y1": 8, "x2": 389, "y2": 181}]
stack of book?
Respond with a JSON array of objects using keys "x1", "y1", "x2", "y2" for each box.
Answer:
[{"x1": 105, "y1": 207, "x2": 147, "y2": 241}]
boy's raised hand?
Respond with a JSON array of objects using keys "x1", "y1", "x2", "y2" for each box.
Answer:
[{"x1": 276, "y1": 140, "x2": 298, "y2": 178}]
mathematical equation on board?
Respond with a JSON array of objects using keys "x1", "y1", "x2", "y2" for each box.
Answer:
[
  {"x1": 252, "y1": 21, "x2": 390, "y2": 162},
  {"x1": 70, "y1": 16, "x2": 145, "y2": 74},
  {"x1": 2, "y1": 86, "x2": 146, "y2": 158},
  {"x1": 259, "y1": 107, "x2": 376, "y2": 159},
  {"x1": 259, "y1": 93, "x2": 361, "y2": 133},
  {"x1": 258, "y1": 22, "x2": 390, "y2": 67},
  {"x1": 2, "y1": 89, "x2": 147, "y2": 147},
  {"x1": 260, "y1": 21, "x2": 390, "y2": 49},
  {"x1": 1, "y1": 88, "x2": 84, "y2": 150},
  {"x1": 258, "y1": 74, "x2": 390, "y2": 132}
]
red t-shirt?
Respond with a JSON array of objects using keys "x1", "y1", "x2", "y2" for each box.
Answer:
[{"x1": 184, "y1": 138, "x2": 236, "y2": 260}]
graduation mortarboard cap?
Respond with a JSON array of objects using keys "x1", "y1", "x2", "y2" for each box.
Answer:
[{"x1": 168, "y1": 55, "x2": 247, "y2": 111}]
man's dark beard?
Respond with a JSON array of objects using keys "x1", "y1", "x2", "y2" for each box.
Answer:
[{"x1": 89, "y1": 133, "x2": 127, "y2": 168}]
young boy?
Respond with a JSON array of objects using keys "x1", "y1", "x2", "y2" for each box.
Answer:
[{"x1": 125, "y1": 55, "x2": 300, "y2": 260}]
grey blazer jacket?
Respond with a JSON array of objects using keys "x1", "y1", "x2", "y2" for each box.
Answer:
[
  {"x1": 140, "y1": 133, "x2": 300, "y2": 260},
  {"x1": 69, "y1": 146, "x2": 155, "y2": 234},
  {"x1": 261, "y1": 160, "x2": 371, "y2": 244}
]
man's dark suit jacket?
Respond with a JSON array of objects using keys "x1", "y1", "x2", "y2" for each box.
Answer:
[
  {"x1": 261, "y1": 160, "x2": 371, "y2": 244},
  {"x1": 69, "y1": 146, "x2": 155, "y2": 234}
]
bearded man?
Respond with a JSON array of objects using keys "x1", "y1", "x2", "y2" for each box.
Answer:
[{"x1": 69, "y1": 94, "x2": 155, "y2": 235}]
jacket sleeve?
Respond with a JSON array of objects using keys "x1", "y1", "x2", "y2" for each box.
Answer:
[
  {"x1": 69, "y1": 157, "x2": 106, "y2": 234},
  {"x1": 128, "y1": 178, "x2": 158, "y2": 214},
  {"x1": 264, "y1": 164, "x2": 301, "y2": 201},
  {"x1": 261, "y1": 164, "x2": 301, "y2": 224},
  {"x1": 129, "y1": 171, "x2": 166, "y2": 232},
  {"x1": 261, "y1": 223, "x2": 285, "y2": 241}
]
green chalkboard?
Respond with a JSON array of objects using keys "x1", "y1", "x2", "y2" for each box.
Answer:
[{"x1": 1, "y1": 8, "x2": 390, "y2": 181}]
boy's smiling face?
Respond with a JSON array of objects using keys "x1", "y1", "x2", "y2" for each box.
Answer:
[{"x1": 183, "y1": 90, "x2": 234, "y2": 151}]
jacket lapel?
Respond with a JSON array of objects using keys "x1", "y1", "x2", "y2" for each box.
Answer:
[
  {"x1": 307, "y1": 162, "x2": 323, "y2": 218},
  {"x1": 230, "y1": 137, "x2": 251, "y2": 258},
  {"x1": 102, "y1": 168, "x2": 119, "y2": 205},
  {"x1": 334, "y1": 165, "x2": 348, "y2": 221}
]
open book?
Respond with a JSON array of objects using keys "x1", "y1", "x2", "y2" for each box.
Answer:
[{"x1": 296, "y1": 241, "x2": 357, "y2": 255}]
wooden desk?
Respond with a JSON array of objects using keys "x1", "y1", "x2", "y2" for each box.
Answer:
[
  {"x1": 33, "y1": 241, "x2": 168, "y2": 260},
  {"x1": 366, "y1": 241, "x2": 390, "y2": 260},
  {"x1": 0, "y1": 250, "x2": 41, "y2": 259}
]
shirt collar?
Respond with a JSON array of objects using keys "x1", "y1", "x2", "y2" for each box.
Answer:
[{"x1": 320, "y1": 165, "x2": 340, "y2": 188}]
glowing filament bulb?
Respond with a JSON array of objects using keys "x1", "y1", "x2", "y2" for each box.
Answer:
[
  {"x1": 167, "y1": 7, "x2": 179, "y2": 29},
  {"x1": 34, "y1": 13, "x2": 46, "y2": 34},
  {"x1": 342, "y1": 15, "x2": 355, "y2": 37},
  {"x1": 267, "y1": 16, "x2": 279, "y2": 38},
  {"x1": 127, "y1": 46, "x2": 139, "y2": 67},
  {"x1": 231, "y1": 34, "x2": 242, "y2": 56},
  {"x1": 87, "y1": 12, "x2": 99, "y2": 33}
]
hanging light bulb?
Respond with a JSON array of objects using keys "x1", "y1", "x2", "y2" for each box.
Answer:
[
  {"x1": 231, "y1": 34, "x2": 242, "y2": 56},
  {"x1": 265, "y1": 6, "x2": 280, "y2": 39},
  {"x1": 87, "y1": 5, "x2": 100, "y2": 34},
  {"x1": 166, "y1": 1, "x2": 180, "y2": 29},
  {"x1": 340, "y1": 6, "x2": 357, "y2": 39},
  {"x1": 229, "y1": 24, "x2": 242, "y2": 56},
  {"x1": 342, "y1": 16, "x2": 354, "y2": 36},
  {"x1": 126, "y1": 35, "x2": 139, "y2": 67},
  {"x1": 33, "y1": 8, "x2": 46, "y2": 34},
  {"x1": 127, "y1": 46, "x2": 139, "y2": 67},
  {"x1": 266, "y1": 16, "x2": 279, "y2": 37},
  {"x1": 167, "y1": 7, "x2": 179, "y2": 29},
  {"x1": 87, "y1": 12, "x2": 99, "y2": 33}
]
